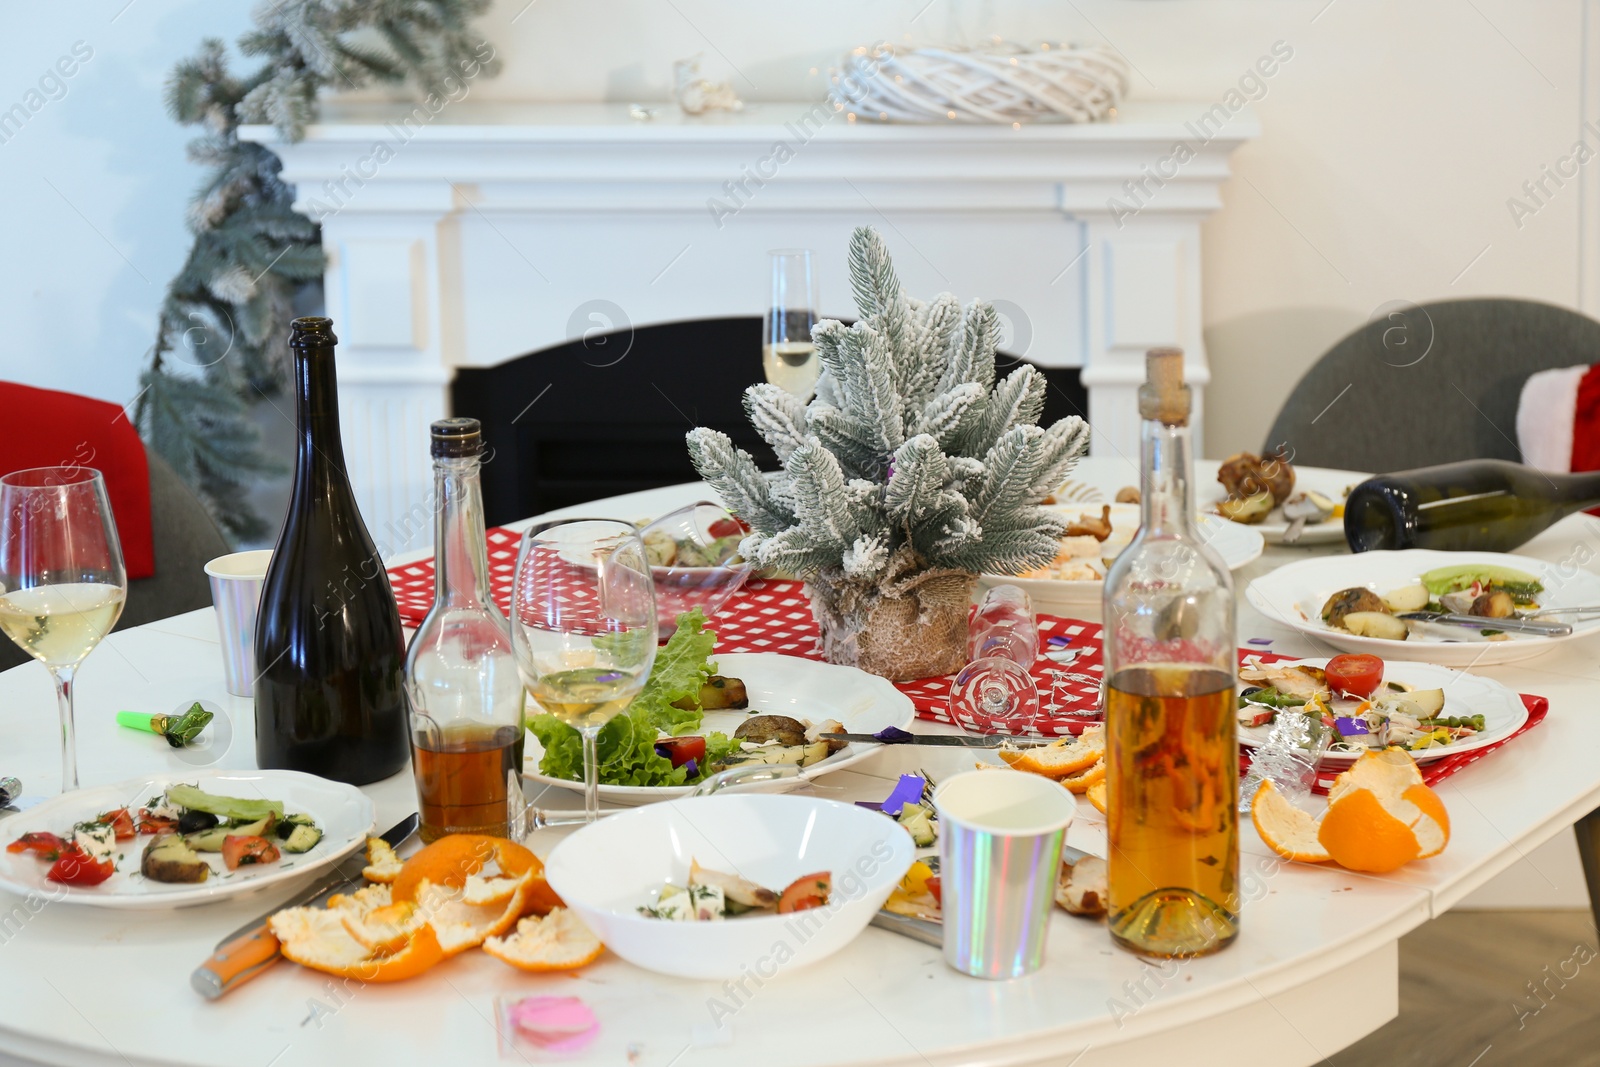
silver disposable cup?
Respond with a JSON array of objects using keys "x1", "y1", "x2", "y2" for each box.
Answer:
[
  {"x1": 205, "y1": 550, "x2": 271, "y2": 697},
  {"x1": 934, "y1": 770, "x2": 1077, "y2": 979}
]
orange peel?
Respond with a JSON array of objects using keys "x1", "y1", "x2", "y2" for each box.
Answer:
[
  {"x1": 482, "y1": 908, "x2": 604, "y2": 972},
  {"x1": 1085, "y1": 780, "x2": 1107, "y2": 815},
  {"x1": 998, "y1": 727, "x2": 1104, "y2": 779},
  {"x1": 361, "y1": 837, "x2": 403, "y2": 884},
  {"x1": 1251, "y1": 779, "x2": 1331, "y2": 863},
  {"x1": 270, "y1": 886, "x2": 446, "y2": 983},
  {"x1": 1057, "y1": 758, "x2": 1106, "y2": 794},
  {"x1": 1318, "y1": 748, "x2": 1449, "y2": 872}
]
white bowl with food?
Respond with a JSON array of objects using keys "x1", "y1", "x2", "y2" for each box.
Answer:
[
  {"x1": 543, "y1": 794, "x2": 916, "y2": 979},
  {"x1": 1245, "y1": 550, "x2": 1600, "y2": 666},
  {"x1": 979, "y1": 502, "x2": 1264, "y2": 621}
]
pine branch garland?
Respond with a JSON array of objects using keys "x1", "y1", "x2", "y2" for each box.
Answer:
[
  {"x1": 688, "y1": 226, "x2": 1091, "y2": 595},
  {"x1": 137, "y1": 2, "x2": 498, "y2": 542}
]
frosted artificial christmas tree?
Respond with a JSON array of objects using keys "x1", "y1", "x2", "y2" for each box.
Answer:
[{"x1": 687, "y1": 227, "x2": 1091, "y2": 680}]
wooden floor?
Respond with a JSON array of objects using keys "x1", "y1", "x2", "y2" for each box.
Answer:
[{"x1": 1333, "y1": 910, "x2": 1600, "y2": 1066}]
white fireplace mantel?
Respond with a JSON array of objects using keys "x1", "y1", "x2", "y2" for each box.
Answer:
[{"x1": 242, "y1": 100, "x2": 1255, "y2": 551}]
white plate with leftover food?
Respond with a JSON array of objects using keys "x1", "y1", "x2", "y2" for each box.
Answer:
[
  {"x1": 1198, "y1": 455, "x2": 1369, "y2": 546},
  {"x1": 524, "y1": 652, "x2": 915, "y2": 806},
  {"x1": 1245, "y1": 550, "x2": 1600, "y2": 666},
  {"x1": 1237, "y1": 656, "x2": 1527, "y2": 763},
  {"x1": 0, "y1": 769, "x2": 373, "y2": 909},
  {"x1": 979, "y1": 502, "x2": 1264, "y2": 620}
]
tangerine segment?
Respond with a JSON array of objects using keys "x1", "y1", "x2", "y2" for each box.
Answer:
[
  {"x1": 483, "y1": 908, "x2": 604, "y2": 972},
  {"x1": 391, "y1": 834, "x2": 541, "y2": 904},
  {"x1": 1250, "y1": 780, "x2": 1330, "y2": 864},
  {"x1": 1318, "y1": 788, "x2": 1421, "y2": 873}
]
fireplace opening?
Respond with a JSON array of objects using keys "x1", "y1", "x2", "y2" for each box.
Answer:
[{"x1": 452, "y1": 317, "x2": 1086, "y2": 527}]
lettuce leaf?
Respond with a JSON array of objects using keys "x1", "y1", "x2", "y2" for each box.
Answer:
[{"x1": 527, "y1": 609, "x2": 733, "y2": 787}]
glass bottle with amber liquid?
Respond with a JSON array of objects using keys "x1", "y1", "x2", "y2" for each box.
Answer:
[
  {"x1": 1101, "y1": 348, "x2": 1240, "y2": 959},
  {"x1": 405, "y1": 419, "x2": 526, "y2": 842},
  {"x1": 255, "y1": 318, "x2": 408, "y2": 785}
]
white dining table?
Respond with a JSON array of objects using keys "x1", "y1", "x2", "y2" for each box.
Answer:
[{"x1": 1, "y1": 456, "x2": 1598, "y2": 1067}]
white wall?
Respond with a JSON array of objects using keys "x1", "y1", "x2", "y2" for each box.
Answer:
[
  {"x1": 1, "y1": 4, "x2": 254, "y2": 406},
  {"x1": 473, "y1": 0, "x2": 1590, "y2": 458}
]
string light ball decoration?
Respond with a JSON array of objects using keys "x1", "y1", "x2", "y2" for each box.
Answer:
[{"x1": 834, "y1": 40, "x2": 1130, "y2": 125}]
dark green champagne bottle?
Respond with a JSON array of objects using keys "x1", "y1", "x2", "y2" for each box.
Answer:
[
  {"x1": 254, "y1": 317, "x2": 408, "y2": 785},
  {"x1": 1344, "y1": 459, "x2": 1600, "y2": 553}
]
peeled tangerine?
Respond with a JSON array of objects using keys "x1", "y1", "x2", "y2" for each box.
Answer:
[{"x1": 1253, "y1": 749, "x2": 1450, "y2": 873}]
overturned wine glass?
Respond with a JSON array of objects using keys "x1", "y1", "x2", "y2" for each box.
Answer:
[{"x1": 947, "y1": 584, "x2": 1041, "y2": 733}]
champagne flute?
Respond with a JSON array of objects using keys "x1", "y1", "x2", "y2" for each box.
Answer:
[
  {"x1": 511, "y1": 520, "x2": 656, "y2": 824},
  {"x1": 764, "y1": 248, "x2": 820, "y2": 400},
  {"x1": 0, "y1": 467, "x2": 128, "y2": 792}
]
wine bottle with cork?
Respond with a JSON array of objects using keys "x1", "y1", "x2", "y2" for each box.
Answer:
[
  {"x1": 1101, "y1": 347, "x2": 1240, "y2": 959},
  {"x1": 254, "y1": 318, "x2": 409, "y2": 785}
]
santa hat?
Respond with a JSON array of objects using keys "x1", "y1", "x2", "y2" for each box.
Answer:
[{"x1": 1516, "y1": 364, "x2": 1600, "y2": 474}]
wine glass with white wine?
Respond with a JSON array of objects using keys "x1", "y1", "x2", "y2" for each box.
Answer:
[
  {"x1": 511, "y1": 520, "x2": 656, "y2": 824},
  {"x1": 764, "y1": 248, "x2": 820, "y2": 400},
  {"x1": 0, "y1": 467, "x2": 128, "y2": 792}
]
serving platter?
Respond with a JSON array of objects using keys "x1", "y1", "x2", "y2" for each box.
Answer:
[
  {"x1": 979, "y1": 502, "x2": 1264, "y2": 620},
  {"x1": 1245, "y1": 549, "x2": 1600, "y2": 666},
  {"x1": 1237, "y1": 658, "x2": 1528, "y2": 763},
  {"x1": 0, "y1": 769, "x2": 373, "y2": 909},
  {"x1": 523, "y1": 652, "x2": 914, "y2": 805}
]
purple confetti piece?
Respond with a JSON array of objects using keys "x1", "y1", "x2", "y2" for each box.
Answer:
[
  {"x1": 653, "y1": 742, "x2": 670, "y2": 759},
  {"x1": 1047, "y1": 635, "x2": 1073, "y2": 647},
  {"x1": 855, "y1": 801, "x2": 884, "y2": 812},
  {"x1": 873, "y1": 725, "x2": 916, "y2": 744},
  {"x1": 1334, "y1": 716, "x2": 1370, "y2": 736},
  {"x1": 880, "y1": 774, "x2": 926, "y2": 816},
  {"x1": 683, "y1": 757, "x2": 698, "y2": 779},
  {"x1": 1247, "y1": 637, "x2": 1274, "y2": 646}
]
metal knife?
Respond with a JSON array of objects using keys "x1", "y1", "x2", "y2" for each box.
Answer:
[
  {"x1": 1397, "y1": 612, "x2": 1573, "y2": 637},
  {"x1": 190, "y1": 812, "x2": 420, "y2": 1000},
  {"x1": 822, "y1": 732, "x2": 1060, "y2": 749}
]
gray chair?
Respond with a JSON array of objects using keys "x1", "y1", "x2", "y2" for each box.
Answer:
[
  {"x1": 0, "y1": 451, "x2": 231, "y2": 673},
  {"x1": 1266, "y1": 296, "x2": 1600, "y2": 931},
  {"x1": 1262, "y1": 298, "x2": 1600, "y2": 473}
]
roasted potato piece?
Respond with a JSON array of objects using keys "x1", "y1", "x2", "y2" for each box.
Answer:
[
  {"x1": 1381, "y1": 583, "x2": 1430, "y2": 613},
  {"x1": 1321, "y1": 587, "x2": 1389, "y2": 628},
  {"x1": 142, "y1": 833, "x2": 209, "y2": 884},
  {"x1": 1470, "y1": 590, "x2": 1516, "y2": 618},
  {"x1": 642, "y1": 530, "x2": 677, "y2": 567},
  {"x1": 670, "y1": 675, "x2": 749, "y2": 711},
  {"x1": 1342, "y1": 611, "x2": 1409, "y2": 641},
  {"x1": 1217, "y1": 451, "x2": 1295, "y2": 505},
  {"x1": 1114, "y1": 486, "x2": 1140, "y2": 504},
  {"x1": 733, "y1": 714, "x2": 809, "y2": 747},
  {"x1": 1216, "y1": 489, "x2": 1274, "y2": 525}
]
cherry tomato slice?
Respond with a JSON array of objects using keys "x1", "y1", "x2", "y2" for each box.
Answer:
[
  {"x1": 98, "y1": 809, "x2": 136, "y2": 841},
  {"x1": 7, "y1": 832, "x2": 66, "y2": 859},
  {"x1": 221, "y1": 835, "x2": 281, "y2": 871},
  {"x1": 136, "y1": 809, "x2": 178, "y2": 835},
  {"x1": 1325, "y1": 654, "x2": 1385, "y2": 698},
  {"x1": 777, "y1": 872, "x2": 832, "y2": 913},
  {"x1": 654, "y1": 736, "x2": 707, "y2": 769},
  {"x1": 707, "y1": 517, "x2": 747, "y2": 539},
  {"x1": 926, "y1": 876, "x2": 942, "y2": 907},
  {"x1": 47, "y1": 846, "x2": 114, "y2": 887}
]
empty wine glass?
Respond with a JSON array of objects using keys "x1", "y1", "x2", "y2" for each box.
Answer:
[
  {"x1": 511, "y1": 520, "x2": 657, "y2": 824},
  {"x1": 638, "y1": 501, "x2": 754, "y2": 638},
  {"x1": 948, "y1": 584, "x2": 1041, "y2": 733},
  {"x1": 0, "y1": 467, "x2": 128, "y2": 792}
]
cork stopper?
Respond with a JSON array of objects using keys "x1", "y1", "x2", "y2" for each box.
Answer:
[{"x1": 1138, "y1": 347, "x2": 1190, "y2": 425}]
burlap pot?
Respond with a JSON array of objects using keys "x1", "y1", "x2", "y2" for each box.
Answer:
[{"x1": 809, "y1": 570, "x2": 975, "y2": 682}]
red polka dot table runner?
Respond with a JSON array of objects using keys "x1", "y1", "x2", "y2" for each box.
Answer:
[{"x1": 387, "y1": 527, "x2": 1546, "y2": 786}]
